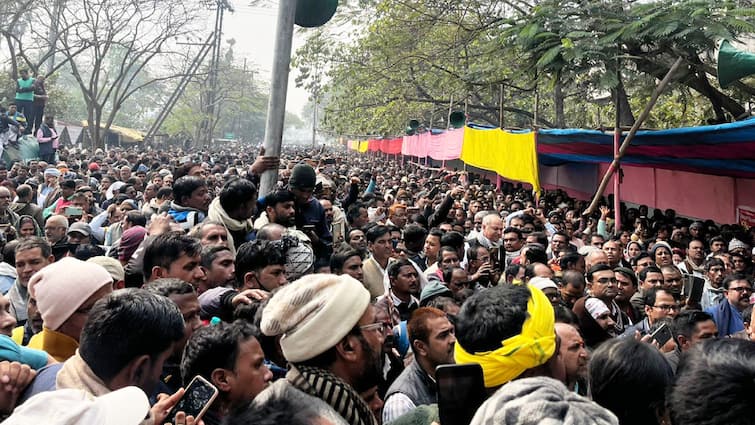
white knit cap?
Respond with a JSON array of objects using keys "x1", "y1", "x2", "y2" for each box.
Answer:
[
  {"x1": 3, "y1": 386, "x2": 150, "y2": 425},
  {"x1": 530, "y1": 277, "x2": 558, "y2": 291},
  {"x1": 261, "y1": 273, "x2": 371, "y2": 363},
  {"x1": 29, "y1": 257, "x2": 113, "y2": 331},
  {"x1": 585, "y1": 298, "x2": 610, "y2": 320}
]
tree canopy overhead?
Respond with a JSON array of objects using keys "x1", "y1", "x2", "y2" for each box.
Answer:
[{"x1": 293, "y1": 0, "x2": 755, "y2": 137}]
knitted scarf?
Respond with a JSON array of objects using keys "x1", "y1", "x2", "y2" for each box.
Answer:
[
  {"x1": 207, "y1": 197, "x2": 253, "y2": 233},
  {"x1": 683, "y1": 258, "x2": 705, "y2": 275},
  {"x1": 287, "y1": 364, "x2": 378, "y2": 425}
]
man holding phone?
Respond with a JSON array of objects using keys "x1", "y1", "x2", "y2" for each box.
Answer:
[
  {"x1": 287, "y1": 163, "x2": 332, "y2": 262},
  {"x1": 665, "y1": 310, "x2": 718, "y2": 373},
  {"x1": 383, "y1": 307, "x2": 455, "y2": 423},
  {"x1": 180, "y1": 320, "x2": 273, "y2": 424},
  {"x1": 621, "y1": 287, "x2": 680, "y2": 338}
]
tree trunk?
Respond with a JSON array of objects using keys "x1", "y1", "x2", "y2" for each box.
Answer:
[{"x1": 554, "y1": 78, "x2": 566, "y2": 128}]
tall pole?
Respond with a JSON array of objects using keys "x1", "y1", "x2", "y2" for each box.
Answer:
[
  {"x1": 447, "y1": 94, "x2": 453, "y2": 128},
  {"x1": 206, "y1": 0, "x2": 226, "y2": 145},
  {"x1": 583, "y1": 57, "x2": 683, "y2": 216},
  {"x1": 259, "y1": 0, "x2": 297, "y2": 197},
  {"x1": 613, "y1": 50, "x2": 622, "y2": 234},
  {"x1": 499, "y1": 84, "x2": 505, "y2": 128},
  {"x1": 311, "y1": 92, "x2": 318, "y2": 148}
]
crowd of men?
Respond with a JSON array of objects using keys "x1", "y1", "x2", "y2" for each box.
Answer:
[{"x1": 0, "y1": 138, "x2": 750, "y2": 425}]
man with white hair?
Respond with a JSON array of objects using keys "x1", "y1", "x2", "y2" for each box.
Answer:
[
  {"x1": 37, "y1": 168, "x2": 60, "y2": 208},
  {"x1": 474, "y1": 213, "x2": 503, "y2": 249},
  {"x1": 466, "y1": 210, "x2": 489, "y2": 241},
  {"x1": 43, "y1": 214, "x2": 68, "y2": 248}
]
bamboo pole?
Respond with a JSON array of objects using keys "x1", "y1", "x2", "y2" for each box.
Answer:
[{"x1": 583, "y1": 57, "x2": 684, "y2": 216}]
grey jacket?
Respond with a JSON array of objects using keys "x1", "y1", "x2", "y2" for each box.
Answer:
[{"x1": 385, "y1": 359, "x2": 437, "y2": 409}]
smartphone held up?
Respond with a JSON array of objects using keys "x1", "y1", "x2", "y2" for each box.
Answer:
[{"x1": 164, "y1": 376, "x2": 219, "y2": 424}]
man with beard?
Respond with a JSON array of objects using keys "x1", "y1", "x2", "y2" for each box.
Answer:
[
  {"x1": 705, "y1": 273, "x2": 752, "y2": 337},
  {"x1": 260, "y1": 274, "x2": 384, "y2": 425},
  {"x1": 320, "y1": 199, "x2": 343, "y2": 244},
  {"x1": 575, "y1": 264, "x2": 630, "y2": 337},
  {"x1": 502, "y1": 227, "x2": 524, "y2": 271},
  {"x1": 383, "y1": 307, "x2": 455, "y2": 423},
  {"x1": 614, "y1": 267, "x2": 640, "y2": 323},
  {"x1": 0, "y1": 187, "x2": 19, "y2": 230},
  {"x1": 254, "y1": 190, "x2": 296, "y2": 230},
  {"x1": 678, "y1": 238, "x2": 706, "y2": 278},
  {"x1": 554, "y1": 322, "x2": 588, "y2": 394},
  {"x1": 701, "y1": 257, "x2": 726, "y2": 310},
  {"x1": 386, "y1": 204, "x2": 408, "y2": 230}
]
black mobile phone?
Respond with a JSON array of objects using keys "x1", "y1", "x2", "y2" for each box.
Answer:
[
  {"x1": 165, "y1": 376, "x2": 219, "y2": 424},
  {"x1": 302, "y1": 224, "x2": 316, "y2": 232},
  {"x1": 649, "y1": 323, "x2": 673, "y2": 347},
  {"x1": 437, "y1": 363, "x2": 487, "y2": 425},
  {"x1": 683, "y1": 275, "x2": 705, "y2": 305}
]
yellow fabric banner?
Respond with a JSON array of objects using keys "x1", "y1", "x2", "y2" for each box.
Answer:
[
  {"x1": 358, "y1": 141, "x2": 369, "y2": 153},
  {"x1": 460, "y1": 127, "x2": 541, "y2": 194}
]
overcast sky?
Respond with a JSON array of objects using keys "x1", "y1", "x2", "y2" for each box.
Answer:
[{"x1": 223, "y1": 3, "x2": 311, "y2": 118}]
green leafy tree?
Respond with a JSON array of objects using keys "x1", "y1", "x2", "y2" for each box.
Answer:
[
  {"x1": 53, "y1": 0, "x2": 205, "y2": 148},
  {"x1": 294, "y1": 0, "x2": 755, "y2": 136},
  {"x1": 161, "y1": 41, "x2": 272, "y2": 145}
]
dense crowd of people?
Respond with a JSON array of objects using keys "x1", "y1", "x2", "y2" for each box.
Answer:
[{"x1": 0, "y1": 137, "x2": 750, "y2": 425}]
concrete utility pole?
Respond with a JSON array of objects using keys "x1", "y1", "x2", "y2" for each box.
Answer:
[{"x1": 259, "y1": 0, "x2": 296, "y2": 197}]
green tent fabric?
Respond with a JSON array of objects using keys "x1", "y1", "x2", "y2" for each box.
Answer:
[{"x1": 2, "y1": 136, "x2": 39, "y2": 165}]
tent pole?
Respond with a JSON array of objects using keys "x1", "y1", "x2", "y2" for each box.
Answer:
[
  {"x1": 583, "y1": 57, "x2": 683, "y2": 217},
  {"x1": 613, "y1": 49, "x2": 622, "y2": 234}
]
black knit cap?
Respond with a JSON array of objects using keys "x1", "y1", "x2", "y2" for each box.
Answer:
[{"x1": 289, "y1": 163, "x2": 316, "y2": 190}]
